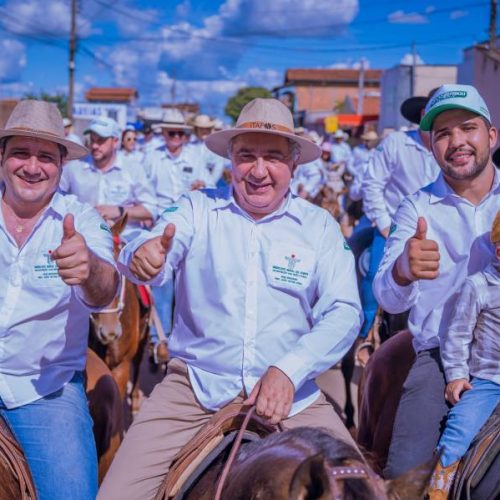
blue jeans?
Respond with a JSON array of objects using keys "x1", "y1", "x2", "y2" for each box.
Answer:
[
  {"x1": 0, "y1": 372, "x2": 98, "y2": 500},
  {"x1": 150, "y1": 279, "x2": 174, "y2": 344},
  {"x1": 438, "y1": 377, "x2": 500, "y2": 467},
  {"x1": 359, "y1": 229, "x2": 386, "y2": 339}
]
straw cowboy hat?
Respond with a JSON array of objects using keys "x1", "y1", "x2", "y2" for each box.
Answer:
[
  {"x1": 400, "y1": 88, "x2": 439, "y2": 125},
  {"x1": 192, "y1": 114, "x2": 216, "y2": 129},
  {"x1": 491, "y1": 210, "x2": 500, "y2": 243},
  {"x1": 361, "y1": 130, "x2": 379, "y2": 141},
  {"x1": 158, "y1": 109, "x2": 192, "y2": 131},
  {"x1": 0, "y1": 100, "x2": 88, "y2": 160},
  {"x1": 205, "y1": 98, "x2": 320, "y2": 164}
]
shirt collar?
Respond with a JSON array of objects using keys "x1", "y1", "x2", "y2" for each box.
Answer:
[
  {"x1": 484, "y1": 262, "x2": 500, "y2": 285},
  {"x1": 212, "y1": 187, "x2": 302, "y2": 225},
  {"x1": 429, "y1": 168, "x2": 500, "y2": 204},
  {"x1": 84, "y1": 155, "x2": 123, "y2": 173},
  {"x1": 404, "y1": 130, "x2": 430, "y2": 153}
]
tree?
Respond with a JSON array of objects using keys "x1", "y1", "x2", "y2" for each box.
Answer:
[
  {"x1": 224, "y1": 87, "x2": 272, "y2": 123},
  {"x1": 23, "y1": 91, "x2": 68, "y2": 117}
]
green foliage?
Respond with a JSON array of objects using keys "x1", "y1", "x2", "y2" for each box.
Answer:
[
  {"x1": 224, "y1": 86, "x2": 272, "y2": 123},
  {"x1": 23, "y1": 91, "x2": 68, "y2": 117}
]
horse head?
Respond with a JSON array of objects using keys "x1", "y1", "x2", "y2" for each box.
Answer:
[
  {"x1": 219, "y1": 427, "x2": 436, "y2": 500},
  {"x1": 91, "y1": 214, "x2": 128, "y2": 345}
]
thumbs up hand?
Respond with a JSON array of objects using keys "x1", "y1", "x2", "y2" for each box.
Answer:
[
  {"x1": 51, "y1": 214, "x2": 91, "y2": 285},
  {"x1": 393, "y1": 217, "x2": 440, "y2": 286},
  {"x1": 130, "y1": 223, "x2": 176, "y2": 281}
]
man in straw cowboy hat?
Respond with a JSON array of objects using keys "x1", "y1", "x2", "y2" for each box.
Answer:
[
  {"x1": 357, "y1": 89, "x2": 440, "y2": 341},
  {"x1": 0, "y1": 100, "x2": 119, "y2": 498},
  {"x1": 374, "y1": 84, "x2": 500, "y2": 480},
  {"x1": 99, "y1": 98, "x2": 362, "y2": 499}
]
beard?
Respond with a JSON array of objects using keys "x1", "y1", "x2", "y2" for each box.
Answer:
[{"x1": 440, "y1": 146, "x2": 490, "y2": 181}]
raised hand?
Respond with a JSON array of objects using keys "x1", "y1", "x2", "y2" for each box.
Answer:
[
  {"x1": 130, "y1": 223, "x2": 176, "y2": 281},
  {"x1": 51, "y1": 214, "x2": 91, "y2": 285},
  {"x1": 394, "y1": 216, "x2": 440, "y2": 286}
]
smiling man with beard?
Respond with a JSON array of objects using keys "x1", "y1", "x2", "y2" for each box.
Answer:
[
  {"x1": 373, "y1": 84, "x2": 500, "y2": 479},
  {"x1": 98, "y1": 98, "x2": 362, "y2": 499}
]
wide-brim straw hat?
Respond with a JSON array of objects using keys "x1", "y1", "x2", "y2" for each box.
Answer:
[
  {"x1": 361, "y1": 130, "x2": 379, "y2": 141},
  {"x1": 205, "y1": 98, "x2": 320, "y2": 165},
  {"x1": 0, "y1": 100, "x2": 88, "y2": 160},
  {"x1": 158, "y1": 108, "x2": 192, "y2": 131},
  {"x1": 192, "y1": 114, "x2": 216, "y2": 129}
]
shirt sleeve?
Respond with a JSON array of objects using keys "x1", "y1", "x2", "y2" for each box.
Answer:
[
  {"x1": 73, "y1": 205, "x2": 117, "y2": 310},
  {"x1": 441, "y1": 278, "x2": 481, "y2": 382},
  {"x1": 272, "y1": 214, "x2": 362, "y2": 390},
  {"x1": 118, "y1": 194, "x2": 195, "y2": 286},
  {"x1": 373, "y1": 197, "x2": 420, "y2": 314},
  {"x1": 130, "y1": 166, "x2": 158, "y2": 220},
  {"x1": 361, "y1": 135, "x2": 395, "y2": 231}
]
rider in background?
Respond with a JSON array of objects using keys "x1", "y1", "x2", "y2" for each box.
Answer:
[
  {"x1": 374, "y1": 84, "x2": 499, "y2": 478},
  {"x1": 428, "y1": 210, "x2": 500, "y2": 498},
  {"x1": 0, "y1": 100, "x2": 119, "y2": 499},
  {"x1": 358, "y1": 89, "x2": 440, "y2": 340}
]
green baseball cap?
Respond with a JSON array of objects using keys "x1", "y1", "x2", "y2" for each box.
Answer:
[{"x1": 420, "y1": 84, "x2": 491, "y2": 131}]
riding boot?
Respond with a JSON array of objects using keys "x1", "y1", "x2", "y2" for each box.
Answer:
[{"x1": 427, "y1": 460, "x2": 459, "y2": 500}]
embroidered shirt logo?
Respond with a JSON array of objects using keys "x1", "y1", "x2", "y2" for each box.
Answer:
[
  {"x1": 100, "y1": 222, "x2": 111, "y2": 233},
  {"x1": 285, "y1": 253, "x2": 301, "y2": 271},
  {"x1": 162, "y1": 206, "x2": 179, "y2": 214}
]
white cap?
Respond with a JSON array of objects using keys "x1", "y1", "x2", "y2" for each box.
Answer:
[
  {"x1": 62, "y1": 117, "x2": 72, "y2": 127},
  {"x1": 420, "y1": 84, "x2": 491, "y2": 131},
  {"x1": 84, "y1": 116, "x2": 121, "y2": 138}
]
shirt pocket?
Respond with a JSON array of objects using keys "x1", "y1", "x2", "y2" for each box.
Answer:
[
  {"x1": 107, "y1": 181, "x2": 130, "y2": 205},
  {"x1": 266, "y1": 242, "x2": 315, "y2": 292},
  {"x1": 29, "y1": 248, "x2": 65, "y2": 288}
]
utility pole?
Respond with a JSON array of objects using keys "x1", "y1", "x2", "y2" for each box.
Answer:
[
  {"x1": 409, "y1": 41, "x2": 417, "y2": 97},
  {"x1": 357, "y1": 58, "x2": 365, "y2": 116},
  {"x1": 68, "y1": 0, "x2": 77, "y2": 119},
  {"x1": 489, "y1": 0, "x2": 498, "y2": 52},
  {"x1": 171, "y1": 67, "x2": 177, "y2": 105}
]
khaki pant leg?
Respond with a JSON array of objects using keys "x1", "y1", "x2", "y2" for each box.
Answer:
[
  {"x1": 98, "y1": 359, "x2": 213, "y2": 500},
  {"x1": 282, "y1": 392, "x2": 357, "y2": 449}
]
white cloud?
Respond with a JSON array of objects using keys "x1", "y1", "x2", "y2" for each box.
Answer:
[
  {"x1": 450, "y1": 10, "x2": 468, "y2": 20},
  {"x1": 400, "y1": 53, "x2": 425, "y2": 65},
  {"x1": 425, "y1": 6, "x2": 436, "y2": 14},
  {"x1": 329, "y1": 58, "x2": 370, "y2": 70},
  {"x1": 176, "y1": 0, "x2": 191, "y2": 18},
  {"x1": 0, "y1": 38, "x2": 26, "y2": 82},
  {"x1": 388, "y1": 10, "x2": 429, "y2": 24},
  {"x1": 0, "y1": 0, "x2": 93, "y2": 37}
]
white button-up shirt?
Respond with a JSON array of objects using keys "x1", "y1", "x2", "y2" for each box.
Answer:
[
  {"x1": 290, "y1": 159, "x2": 325, "y2": 198},
  {"x1": 117, "y1": 149, "x2": 145, "y2": 171},
  {"x1": 362, "y1": 131, "x2": 440, "y2": 231},
  {"x1": 0, "y1": 190, "x2": 115, "y2": 408},
  {"x1": 331, "y1": 142, "x2": 352, "y2": 166},
  {"x1": 187, "y1": 140, "x2": 228, "y2": 187},
  {"x1": 59, "y1": 155, "x2": 157, "y2": 239},
  {"x1": 144, "y1": 145, "x2": 208, "y2": 211},
  {"x1": 349, "y1": 145, "x2": 374, "y2": 202},
  {"x1": 373, "y1": 171, "x2": 500, "y2": 353},
  {"x1": 118, "y1": 189, "x2": 362, "y2": 415}
]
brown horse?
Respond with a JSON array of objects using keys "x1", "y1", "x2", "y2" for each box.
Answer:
[
  {"x1": 181, "y1": 427, "x2": 434, "y2": 499},
  {"x1": 85, "y1": 348, "x2": 124, "y2": 484},
  {"x1": 357, "y1": 331, "x2": 500, "y2": 499},
  {"x1": 89, "y1": 215, "x2": 150, "y2": 413}
]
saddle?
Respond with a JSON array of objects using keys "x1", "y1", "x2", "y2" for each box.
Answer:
[
  {"x1": 0, "y1": 414, "x2": 37, "y2": 500},
  {"x1": 453, "y1": 403, "x2": 500, "y2": 499},
  {"x1": 155, "y1": 403, "x2": 277, "y2": 500}
]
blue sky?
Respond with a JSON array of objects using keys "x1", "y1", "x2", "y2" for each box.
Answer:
[{"x1": 0, "y1": 0, "x2": 492, "y2": 116}]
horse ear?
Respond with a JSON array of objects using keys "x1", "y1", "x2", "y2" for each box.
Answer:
[
  {"x1": 111, "y1": 213, "x2": 129, "y2": 238},
  {"x1": 289, "y1": 453, "x2": 332, "y2": 500},
  {"x1": 385, "y1": 455, "x2": 439, "y2": 499}
]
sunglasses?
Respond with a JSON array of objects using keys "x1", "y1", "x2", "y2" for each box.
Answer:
[{"x1": 167, "y1": 130, "x2": 186, "y2": 137}]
